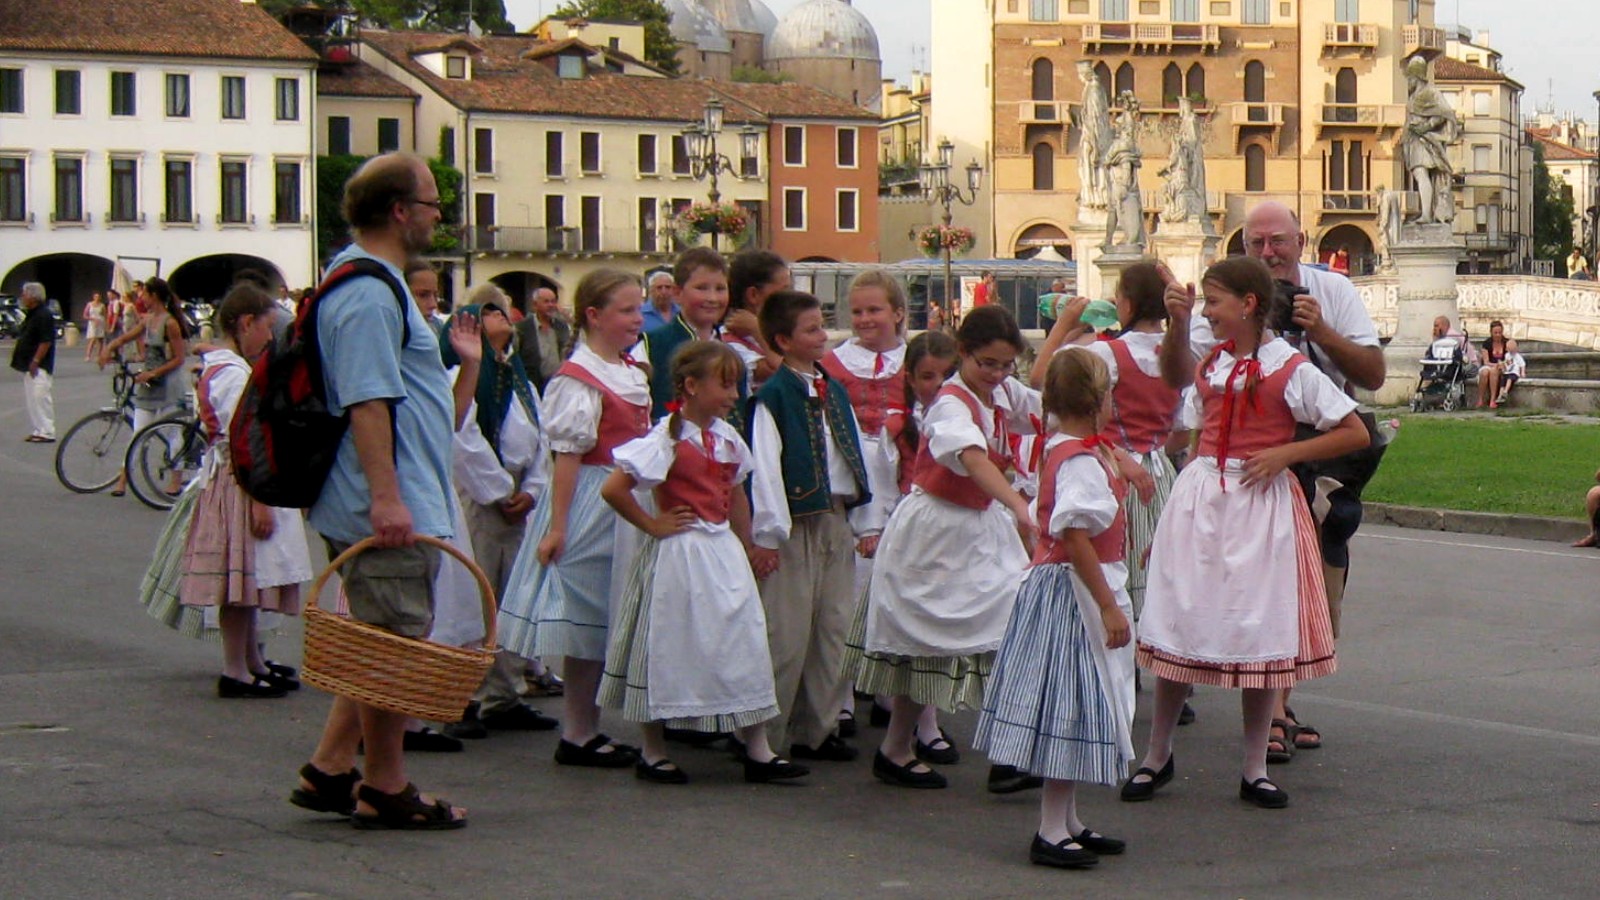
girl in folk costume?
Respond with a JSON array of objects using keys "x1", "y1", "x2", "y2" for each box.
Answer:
[
  {"x1": 723, "y1": 249, "x2": 791, "y2": 392},
  {"x1": 821, "y1": 271, "x2": 937, "y2": 747},
  {"x1": 597, "y1": 341, "x2": 809, "y2": 786},
  {"x1": 175, "y1": 283, "x2": 312, "y2": 698},
  {"x1": 1122, "y1": 257, "x2": 1368, "y2": 809},
  {"x1": 975, "y1": 349, "x2": 1134, "y2": 870},
  {"x1": 498, "y1": 269, "x2": 652, "y2": 769},
  {"x1": 858, "y1": 306, "x2": 1040, "y2": 790}
]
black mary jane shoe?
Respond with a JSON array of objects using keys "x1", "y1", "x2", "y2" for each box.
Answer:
[
  {"x1": 987, "y1": 764, "x2": 1044, "y2": 794},
  {"x1": 264, "y1": 660, "x2": 299, "y2": 680},
  {"x1": 252, "y1": 668, "x2": 300, "y2": 692},
  {"x1": 1118, "y1": 755, "x2": 1174, "y2": 802},
  {"x1": 836, "y1": 709, "x2": 858, "y2": 739},
  {"x1": 635, "y1": 757, "x2": 690, "y2": 784},
  {"x1": 1073, "y1": 829, "x2": 1126, "y2": 855},
  {"x1": 218, "y1": 674, "x2": 287, "y2": 699},
  {"x1": 914, "y1": 728, "x2": 961, "y2": 766},
  {"x1": 790, "y1": 734, "x2": 858, "y2": 762},
  {"x1": 480, "y1": 703, "x2": 559, "y2": 732},
  {"x1": 1029, "y1": 834, "x2": 1099, "y2": 869},
  {"x1": 553, "y1": 734, "x2": 640, "y2": 768},
  {"x1": 403, "y1": 727, "x2": 464, "y2": 753},
  {"x1": 872, "y1": 751, "x2": 948, "y2": 789},
  {"x1": 1239, "y1": 777, "x2": 1289, "y2": 809},
  {"x1": 742, "y1": 754, "x2": 810, "y2": 784}
]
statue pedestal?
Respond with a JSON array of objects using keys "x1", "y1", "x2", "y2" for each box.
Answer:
[
  {"x1": 1071, "y1": 209, "x2": 1110, "y2": 299},
  {"x1": 1375, "y1": 223, "x2": 1462, "y2": 405},
  {"x1": 1150, "y1": 222, "x2": 1220, "y2": 292},
  {"x1": 1091, "y1": 245, "x2": 1149, "y2": 305}
]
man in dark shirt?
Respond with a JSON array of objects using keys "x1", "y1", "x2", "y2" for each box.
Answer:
[{"x1": 10, "y1": 282, "x2": 56, "y2": 442}]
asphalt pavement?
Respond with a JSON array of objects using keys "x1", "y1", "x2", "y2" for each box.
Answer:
[{"x1": 2, "y1": 353, "x2": 1598, "y2": 899}]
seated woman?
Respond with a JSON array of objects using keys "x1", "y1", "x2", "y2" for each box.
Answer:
[{"x1": 1477, "y1": 320, "x2": 1508, "y2": 409}]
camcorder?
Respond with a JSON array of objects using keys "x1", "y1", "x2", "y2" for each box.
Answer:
[{"x1": 1269, "y1": 279, "x2": 1307, "y2": 337}]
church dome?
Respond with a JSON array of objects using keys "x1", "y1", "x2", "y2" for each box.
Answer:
[
  {"x1": 748, "y1": 0, "x2": 779, "y2": 38},
  {"x1": 768, "y1": 0, "x2": 880, "y2": 62},
  {"x1": 665, "y1": 0, "x2": 732, "y2": 54},
  {"x1": 701, "y1": 0, "x2": 764, "y2": 35}
]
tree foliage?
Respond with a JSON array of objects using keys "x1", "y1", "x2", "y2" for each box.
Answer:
[
  {"x1": 1532, "y1": 141, "x2": 1576, "y2": 273},
  {"x1": 260, "y1": 0, "x2": 512, "y2": 34},
  {"x1": 732, "y1": 65, "x2": 790, "y2": 84},
  {"x1": 550, "y1": 0, "x2": 680, "y2": 73},
  {"x1": 315, "y1": 155, "x2": 465, "y2": 263}
]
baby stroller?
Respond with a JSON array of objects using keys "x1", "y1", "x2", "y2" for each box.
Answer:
[{"x1": 1410, "y1": 337, "x2": 1467, "y2": 412}]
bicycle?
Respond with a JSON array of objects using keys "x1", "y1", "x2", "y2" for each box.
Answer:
[
  {"x1": 125, "y1": 409, "x2": 208, "y2": 511},
  {"x1": 55, "y1": 359, "x2": 139, "y2": 493}
]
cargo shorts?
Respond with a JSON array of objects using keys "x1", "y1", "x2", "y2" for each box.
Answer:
[{"x1": 324, "y1": 538, "x2": 442, "y2": 639}]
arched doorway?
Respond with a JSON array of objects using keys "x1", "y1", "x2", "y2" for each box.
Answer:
[
  {"x1": 169, "y1": 254, "x2": 285, "y2": 304},
  {"x1": 1316, "y1": 224, "x2": 1374, "y2": 275},
  {"x1": 489, "y1": 270, "x2": 560, "y2": 314},
  {"x1": 3, "y1": 252, "x2": 115, "y2": 321},
  {"x1": 1225, "y1": 228, "x2": 1245, "y2": 257},
  {"x1": 1013, "y1": 223, "x2": 1073, "y2": 260}
]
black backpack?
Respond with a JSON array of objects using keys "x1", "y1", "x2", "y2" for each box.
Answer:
[{"x1": 231, "y1": 258, "x2": 409, "y2": 509}]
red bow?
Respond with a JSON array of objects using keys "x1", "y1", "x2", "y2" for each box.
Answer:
[
  {"x1": 1213, "y1": 341, "x2": 1263, "y2": 490},
  {"x1": 665, "y1": 399, "x2": 682, "y2": 414}
]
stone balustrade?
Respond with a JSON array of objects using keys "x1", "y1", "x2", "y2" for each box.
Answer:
[{"x1": 1352, "y1": 274, "x2": 1600, "y2": 350}]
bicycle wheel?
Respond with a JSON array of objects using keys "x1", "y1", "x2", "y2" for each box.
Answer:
[
  {"x1": 56, "y1": 410, "x2": 133, "y2": 493},
  {"x1": 126, "y1": 417, "x2": 206, "y2": 511}
]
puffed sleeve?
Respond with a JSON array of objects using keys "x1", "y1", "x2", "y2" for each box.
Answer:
[
  {"x1": 206, "y1": 362, "x2": 250, "y2": 434},
  {"x1": 1284, "y1": 364, "x2": 1359, "y2": 431},
  {"x1": 612, "y1": 424, "x2": 675, "y2": 490},
  {"x1": 748, "y1": 402, "x2": 791, "y2": 549},
  {"x1": 1178, "y1": 384, "x2": 1202, "y2": 431},
  {"x1": 727, "y1": 429, "x2": 756, "y2": 485},
  {"x1": 497, "y1": 397, "x2": 548, "y2": 498},
  {"x1": 542, "y1": 375, "x2": 601, "y2": 455},
  {"x1": 1048, "y1": 454, "x2": 1119, "y2": 538},
  {"x1": 924, "y1": 394, "x2": 986, "y2": 475},
  {"x1": 1000, "y1": 377, "x2": 1043, "y2": 434}
]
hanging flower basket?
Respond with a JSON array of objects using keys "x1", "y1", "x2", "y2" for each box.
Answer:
[
  {"x1": 669, "y1": 202, "x2": 753, "y2": 249},
  {"x1": 918, "y1": 224, "x2": 976, "y2": 258}
]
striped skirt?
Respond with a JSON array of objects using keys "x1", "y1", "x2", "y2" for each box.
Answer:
[
  {"x1": 179, "y1": 461, "x2": 302, "y2": 613},
  {"x1": 1123, "y1": 449, "x2": 1176, "y2": 620},
  {"x1": 598, "y1": 535, "x2": 778, "y2": 731},
  {"x1": 139, "y1": 479, "x2": 210, "y2": 638},
  {"x1": 498, "y1": 465, "x2": 630, "y2": 661},
  {"x1": 973, "y1": 564, "x2": 1135, "y2": 786},
  {"x1": 853, "y1": 592, "x2": 993, "y2": 713}
]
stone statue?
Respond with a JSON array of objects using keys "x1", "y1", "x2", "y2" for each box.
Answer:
[
  {"x1": 1074, "y1": 61, "x2": 1111, "y2": 211},
  {"x1": 1158, "y1": 95, "x2": 1211, "y2": 229},
  {"x1": 1401, "y1": 55, "x2": 1460, "y2": 225},
  {"x1": 1376, "y1": 185, "x2": 1402, "y2": 265},
  {"x1": 1102, "y1": 93, "x2": 1146, "y2": 250}
]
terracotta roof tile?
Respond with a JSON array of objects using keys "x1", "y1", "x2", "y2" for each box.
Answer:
[
  {"x1": 0, "y1": 0, "x2": 318, "y2": 63},
  {"x1": 1528, "y1": 130, "x2": 1595, "y2": 161},
  {"x1": 1435, "y1": 56, "x2": 1522, "y2": 89},
  {"x1": 707, "y1": 81, "x2": 879, "y2": 122},
  {"x1": 317, "y1": 59, "x2": 418, "y2": 99}
]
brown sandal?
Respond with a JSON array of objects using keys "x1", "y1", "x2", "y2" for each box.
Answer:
[
  {"x1": 1267, "y1": 719, "x2": 1295, "y2": 764},
  {"x1": 351, "y1": 783, "x2": 466, "y2": 830},
  {"x1": 289, "y1": 763, "x2": 362, "y2": 815}
]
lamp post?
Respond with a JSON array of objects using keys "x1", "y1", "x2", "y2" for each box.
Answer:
[
  {"x1": 919, "y1": 138, "x2": 984, "y2": 329},
  {"x1": 683, "y1": 97, "x2": 761, "y2": 207}
]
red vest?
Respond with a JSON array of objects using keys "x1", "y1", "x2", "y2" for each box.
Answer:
[
  {"x1": 1099, "y1": 339, "x2": 1181, "y2": 455},
  {"x1": 1194, "y1": 350, "x2": 1305, "y2": 462},
  {"x1": 554, "y1": 360, "x2": 650, "y2": 466},
  {"x1": 819, "y1": 348, "x2": 907, "y2": 439},
  {"x1": 911, "y1": 384, "x2": 1012, "y2": 510},
  {"x1": 655, "y1": 429, "x2": 738, "y2": 525},
  {"x1": 1030, "y1": 438, "x2": 1128, "y2": 566}
]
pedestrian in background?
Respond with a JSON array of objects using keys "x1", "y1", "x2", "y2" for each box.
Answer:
[
  {"x1": 516, "y1": 285, "x2": 574, "y2": 394},
  {"x1": 12, "y1": 281, "x2": 56, "y2": 443}
]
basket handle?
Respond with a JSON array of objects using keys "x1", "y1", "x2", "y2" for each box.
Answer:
[{"x1": 307, "y1": 534, "x2": 498, "y2": 650}]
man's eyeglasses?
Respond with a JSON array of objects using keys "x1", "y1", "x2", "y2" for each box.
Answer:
[{"x1": 408, "y1": 197, "x2": 443, "y2": 210}]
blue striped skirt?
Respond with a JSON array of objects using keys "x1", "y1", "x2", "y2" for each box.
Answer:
[{"x1": 973, "y1": 563, "x2": 1134, "y2": 786}]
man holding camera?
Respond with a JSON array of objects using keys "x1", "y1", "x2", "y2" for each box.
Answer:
[{"x1": 1159, "y1": 200, "x2": 1385, "y2": 749}]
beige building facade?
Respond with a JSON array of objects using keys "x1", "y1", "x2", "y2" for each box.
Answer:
[{"x1": 1435, "y1": 31, "x2": 1530, "y2": 274}]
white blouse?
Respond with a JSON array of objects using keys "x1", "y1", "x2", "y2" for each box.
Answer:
[
  {"x1": 542, "y1": 342, "x2": 651, "y2": 456},
  {"x1": 1034, "y1": 431, "x2": 1127, "y2": 591},
  {"x1": 1181, "y1": 337, "x2": 1357, "y2": 432},
  {"x1": 614, "y1": 416, "x2": 753, "y2": 491}
]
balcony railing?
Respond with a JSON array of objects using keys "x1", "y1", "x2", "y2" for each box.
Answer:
[
  {"x1": 1017, "y1": 100, "x2": 1065, "y2": 125},
  {"x1": 1229, "y1": 102, "x2": 1286, "y2": 127},
  {"x1": 1323, "y1": 23, "x2": 1380, "y2": 53},
  {"x1": 1316, "y1": 190, "x2": 1375, "y2": 212},
  {"x1": 1317, "y1": 103, "x2": 1404, "y2": 134},
  {"x1": 1223, "y1": 191, "x2": 1380, "y2": 221},
  {"x1": 468, "y1": 225, "x2": 673, "y2": 256},
  {"x1": 1082, "y1": 22, "x2": 1220, "y2": 52},
  {"x1": 1403, "y1": 24, "x2": 1448, "y2": 57},
  {"x1": 1462, "y1": 231, "x2": 1518, "y2": 252}
]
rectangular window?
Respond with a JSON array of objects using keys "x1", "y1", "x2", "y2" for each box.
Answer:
[
  {"x1": 221, "y1": 75, "x2": 245, "y2": 120},
  {"x1": 275, "y1": 77, "x2": 299, "y2": 121},
  {"x1": 0, "y1": 68, "x2": 21, "y2": 114},
  {"x1": 836, "y1": 189, "x2": 859, "y2": 232},
  {"x1": 274, "y1": 160, "x2": 301, "y2": 224},
  {"x1": 638, "y1": 197, "x2": 658, "y2": 252},
  {"x1": 1139, "y1": 0, "x2": 1160, "y2": 13},
  {"x1": 164, "y1": 158, "x2": 192, "y2": 223},
  {"x1": 580, "y1": 131, "x2": 601, "y2": 174},
  {"x1": 671, "y1": 135, "x2": 691, "y2": 174},
  {"x1": 109, "y1": 157, "x2": 138, "y2": 222},
  {"x1": 783, "y1": 187, "x2": 806, "y2": 231},
  {"x1": 377, "y1": 118, "x2": 400, "y2": 153},
  {"x1": 1100, "y1": 0, "x2": 1129, "y2": 19},
  {"x1": 783, "y1": 125, "x2": 805, "y2": 166},
  {"x1": 446, "y1": 56, "x2": 467, "y2": 79},
  {"x1": 1472, "y1": 93, "x2": 1490, "y2": 117},
  {"x1": 741, "y1": 150, "x2": 759, "y2": 179},
  {"x1": 544, "y1": 194, "x2": 566, "y2": 250},
  {"x1": 1068, "y1": 0, "x2": 1089, "y2": 11},
  {"x1": 1029, "y1": 0, "x2": 1058, "y2": 20},
  {"x1": 546, "y1": 131, "x2": 565, "y2": 177},
  {"x1": 220, "y1": 160, "x2": 248, "y2": 223},
  {"x1": 110, "y1": 71, "x2": 136, "y2": 116},
  {"x1": 0, "y1": 157, "x2": 24, "y2": 221},
  {"x1": 474, "y1": 192, "x2": 496, "y2": 249},
  {"x1": 1334, "y1": 0, "x2": 1359, "y2": 21},
  {"x1": 440, "y1": 126, "x2": 456, "y2": 165},
  {"x1": 581, "y1": 195, "x2": 600, "y2": 251},
  {"x1": 836, "y1": 127, "x2": 858, "y2": 168},
  {"x1": 328, "y1": 116, "x2": 351, "y2": 155},
  {"x1": 1209, "y1": 0, "x2": 1230, "y2": 13},
  {"x1": 55, "y1": 70, "x2": 81, "y2": 115},
  {"x1": 1241, "y1": 0, "x2": 1269, "y2": 23},
  {"x1": 165, "y1": 73, "x2": 189, "y2": 117},
  {"x1": 1473, "y1": 145, "x2": 1491, "y2": 170},
  {"x1": 55, "y1": 156, "x2": 83, "y2": 221},
  {"x1": 637, "y1": 134, "x2": 658, "y2": 174},
  {"x1": 474, "y1": 127, "x2": 494, "y2": 174},
  {"x1": 1172, "y1": 0, "x2": 1199, "y2": 20}
]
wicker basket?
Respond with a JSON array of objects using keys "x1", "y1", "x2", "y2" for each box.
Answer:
[{"x1": 301, "y1": 535, "x2": 497, "y2": 722}]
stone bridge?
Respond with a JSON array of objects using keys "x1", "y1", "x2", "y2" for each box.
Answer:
[{"x1": 1352, "y1": 274, "x2": 1600, "y2": 349}]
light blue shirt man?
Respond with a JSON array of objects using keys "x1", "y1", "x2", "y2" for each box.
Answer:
[{"x1": 308, "y1": 244, "x2": 455, "y2": 543}]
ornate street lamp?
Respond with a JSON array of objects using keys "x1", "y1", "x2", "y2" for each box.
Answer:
[
  {"x1": 920, "y1": 137, "x2": 984, "y2": 329},
  {"x1": 683, "y1": 97, "x2": 760, "y2": 206}
]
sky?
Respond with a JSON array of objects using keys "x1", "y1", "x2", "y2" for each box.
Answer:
[{"x1": 504, "y1": 1, "x2": 1597, "y2": 119}]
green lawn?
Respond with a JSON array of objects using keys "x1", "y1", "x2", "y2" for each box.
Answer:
[{"x1": 1364, "y1": 415, "x2": 1599, "y2": 520}]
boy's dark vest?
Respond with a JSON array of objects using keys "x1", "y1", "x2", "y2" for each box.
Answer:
[
  {"x1": 645, "y1": 316, "x2": 748, "y2": 429},
  {"x1": 750, "y1": 366, "x2": 871, "y2": 517}
]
